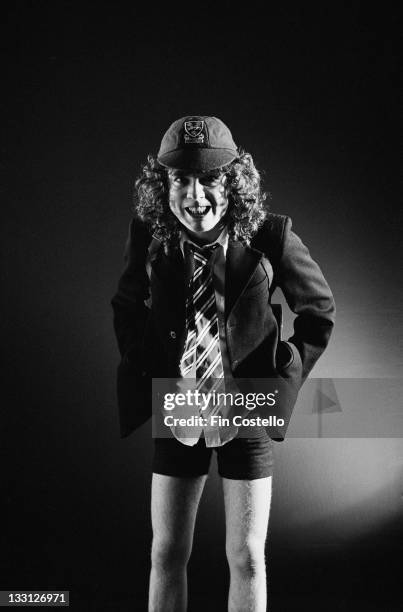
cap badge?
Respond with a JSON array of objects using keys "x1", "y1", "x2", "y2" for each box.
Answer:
[{"x1": 184, "y1": 120, "x2": 205, "y2": 144}]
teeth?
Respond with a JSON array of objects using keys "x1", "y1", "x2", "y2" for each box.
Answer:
[{"x1": 188, "y1": 206, "x2": 209, "y2": 214}]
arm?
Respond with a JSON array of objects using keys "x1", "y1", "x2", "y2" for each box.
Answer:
[
  {"x1": 111, "y1": 217, "x2": 152, "y2": 361},
  {"x1": 277, "y1": 217, "x2": 336, "y2": 382}
]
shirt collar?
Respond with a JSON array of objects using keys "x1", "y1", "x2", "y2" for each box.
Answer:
[{"x1": 179, "y1": 226, "x2": 229, "y2": 257}]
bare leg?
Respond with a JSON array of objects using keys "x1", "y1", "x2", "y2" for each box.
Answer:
[
  {"x1": 148, "y1": 473, "x2": 207, "y2": 612},
  {"x1": 223, "y1": 477, "x2": 272, "y2": 612}
]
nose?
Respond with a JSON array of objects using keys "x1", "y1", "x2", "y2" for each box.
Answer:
[{"x1": 187, "y1": 177, "x2": 205, "y2": 200}]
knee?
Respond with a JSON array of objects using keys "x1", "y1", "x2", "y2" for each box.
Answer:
[
  {"x1": 151, "y1": 537, "x2": 191, "y2": 571},
  {"x1": 226, "y1": 538, "x2": 265, "y2": 576}
]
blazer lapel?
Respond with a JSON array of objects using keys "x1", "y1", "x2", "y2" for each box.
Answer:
[
  {"x1": 225, "y1": 240, "x2": 264, "y2": 320},
  {"x1": 149, "y1": 238, "x2": 264, "y2": 324},
  {"x1": 150, "y1": 243, "x2": 186, "y2": 319}
]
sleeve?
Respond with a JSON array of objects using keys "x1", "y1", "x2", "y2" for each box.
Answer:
[
  {"x1": 277, "y1": 216, "x2": 336, "y2": 382},
  {"x1": 110, "y1": 218, "x2": 152, "y2": 360}
]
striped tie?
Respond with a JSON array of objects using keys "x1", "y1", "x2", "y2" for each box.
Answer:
[{"x1": 180, "y1": 242, "x2": 224, "y2": 389}]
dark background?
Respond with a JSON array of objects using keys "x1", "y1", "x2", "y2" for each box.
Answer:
[{"x1": 2, "y1": 3, "x2": 401, "y2": 611}]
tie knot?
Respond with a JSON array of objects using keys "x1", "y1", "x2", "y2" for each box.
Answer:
[{"x1": 186, "y1": 242, "x2": 220, "y2": 261}]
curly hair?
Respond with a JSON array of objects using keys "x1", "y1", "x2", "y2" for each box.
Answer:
[{"x1": 133, "y1": 149, "x2": 270, "y2": 248}]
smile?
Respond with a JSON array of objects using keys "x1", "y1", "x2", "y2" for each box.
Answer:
[{"x1": 185, "y1": 205, "x2": 211, "y2": 218}]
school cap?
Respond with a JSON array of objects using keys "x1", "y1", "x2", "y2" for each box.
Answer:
[{"x1": 157, "y1": 116, "x2": 238, "y2": 172}]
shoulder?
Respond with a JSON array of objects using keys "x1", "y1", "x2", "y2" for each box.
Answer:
[
  {"x1": 250, "y1": 213, "x2": 292, "y2": 259},
  {"x1": 253, "y1": 213, "x2": 291, "y2": 240},
  {"x1": 125, "y1": 216, "x2": 154, "y2": 250},
  {"x1": 128, "y1": 216, "x2": 153, "y2": 240},
  {"x1": 122, "y1": 216, "x2": 154, "y2": 263}
]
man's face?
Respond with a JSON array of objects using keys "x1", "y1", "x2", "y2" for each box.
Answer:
[{"x1": 167, "y1": 169, "x2": 229, "y2": 235}]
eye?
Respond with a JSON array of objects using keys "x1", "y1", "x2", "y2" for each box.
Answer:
[
  {"x1": 200, "y1": 175, "x2": 220, "y2": 186},
  {"x1": 170, "y1": 175, "x2": 185, "y2": 185}
]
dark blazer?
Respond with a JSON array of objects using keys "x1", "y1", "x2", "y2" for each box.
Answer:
[{"x1": 111, "y1": 213, "x2": 336, "y2": 439}]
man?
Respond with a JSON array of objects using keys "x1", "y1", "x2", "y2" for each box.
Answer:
[{"x1": 111, "y1": 116, "x2": 335, "y2": 611}]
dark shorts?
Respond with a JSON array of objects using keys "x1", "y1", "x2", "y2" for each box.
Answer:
[{"x1": 153, "y1": 427, "x2": 274, "y2": 480}]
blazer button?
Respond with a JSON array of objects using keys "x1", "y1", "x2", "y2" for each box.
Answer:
[{"x1": 169, "y1": 331, "x2": 176, "y2": 339}]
